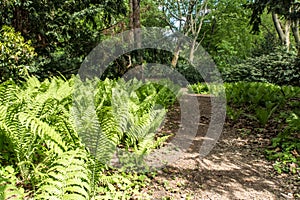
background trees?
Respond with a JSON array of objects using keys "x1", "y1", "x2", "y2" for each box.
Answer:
[
  {"x1": 247, "y1": 0, "x2": 300, "y2": 55},
  {"x1": 0, "y1": 0, "x2": 298, "y2": 85},
  {"x1": 160, "y1": 0, "x2": 210, "y2": 66},
  {"x1": 0, "y1": 0, "x2": 127, "y2": 78},
  {"x1": 200, "y1": 0, "x2": 274, "y2": 68}
]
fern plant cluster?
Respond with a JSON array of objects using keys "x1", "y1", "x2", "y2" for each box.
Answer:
[{"x1": 0, "y1": 76, "x2": 179, "y2": 199}]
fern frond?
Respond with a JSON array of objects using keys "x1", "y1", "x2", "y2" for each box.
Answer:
[
  {"x1": 72, "y1": 78, "x2": 116, "y2": 164},
  {"x1": 111, "y1": 87, "x2": 131, "y2": 138},
  {"x1": 125, "y1": 106, "x2": 166, "y2": 149},
  {"x1": 0, "y1": 81, "x2": 19, "y2": 105},
  {"x1": 98, "y1": 107, "x2": 121, "y2": 145},
  {"x1": 18, "y1": 112, "x2": 68, "y2": 155},
  {"x1": 35, "y1": 149, "x2": 91, "y2": 200},
  {"x1": 0, "y1": 166, "x2": 25, "y2": 199}
]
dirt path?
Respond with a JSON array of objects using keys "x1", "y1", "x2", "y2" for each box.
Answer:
[{"x1": 142, "y1": 94, "x2": 299, "y2": 199}]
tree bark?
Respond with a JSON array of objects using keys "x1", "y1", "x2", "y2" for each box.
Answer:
[
  {"x1": 129, "y1": 0, "x2": 143, "y2": 79},
  {"x1": 272, "y1": 12, "x2": 291, "y2": 50},
  {"x1": 129, "y1": 0, "x2": 134, "y2": 29},
  {"x1": 292, "y1": 19, "x2": 300, "y2": 56},
  {"x1": 171, "y1": 45, "x2": 180, "y2": 68},
  {"x1": 129, "y1": 0, "x2": 141, "y2": 47},
  {"x1": 285, "y1": 19, "x2": 291, "y2": 51},
  {"x1": 133, "y1": 0, "x2": 141, "y2": 57},
  {"x1": 170, "y1": 0, "x2": 196, "y2": 68},
  {"x1": 170, "y1": 0, "x2": 208, "y2": 67},
  {"x1": 272, "y1": 12, "x2": 286, "y2": 45}
]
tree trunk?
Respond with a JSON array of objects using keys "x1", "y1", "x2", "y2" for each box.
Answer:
[
  {"x1": 272, "y1": 12, "x2": 285, "y2": 43},
  {"x1": 272, "y1": 12, "x2": 290, "y2": 50},
  {"x1": 170, "y1": 0, "x2": 208, "y2": 66},
  {"x1": 129, "y1": 0, "x2": 134, "y2": 30},
  {"x1": 171, "y1": 0, "x2": 196, "y2": 68},
  {"x1": 171, "y1": 45, "x2": 180, "y2": 68},
  {"x1": 285, "y1": 19, "x2": 291, "y2": 51},
  {"x1": 190, "y1": 39, "x2": 196, "y2": 62},
  {"x1": 129, "y1": 0, "x2": 143, "y2": 79},
  {"x1": 292, "y1": 19, "x2": 300, "y2": 57},
  {"x1": 132, "y1": 0, "x2": 141, "y2": 45}
]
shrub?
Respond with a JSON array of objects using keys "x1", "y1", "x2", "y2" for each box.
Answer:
[
  {"x1": 0, "y1": 25, "x2": 37, "y2": 83},
  {"x1": 221, "y1": 47, "x2": 300, "y2": 86}
]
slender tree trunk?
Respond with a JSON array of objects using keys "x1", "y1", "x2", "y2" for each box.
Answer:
[
  {"x1": 132, "y1": 0, "x2": 141, "y2": 48},
  {"x1": 129, "y1": 0, "x2": 143, "y2": 79},
  {"x1": 272, "y1": 12, "x2": 286, "y2": 44},
  {"x1": 292, "y1": 19, "x2": 300, "y2": 56},
  {"x1": 170, "y1": 0, "x2": 207, "y2": 67},
  {"x1": 171, "y1": 0, "x2": 196, "y2": 68},
  {"x1": 189, "y1": 0, "x2": 207, "y2": 63},
  {"x1": 129, "y1": 0, "x2": 133, "y2": 29},
  {"x1": 129, "y1": 0, "x2": 141, "y2": 48},
  {"x1": 171, "y1": 45, "x2": 180, "y2": 68},
  {"x1": 272, "y1": 12, "x2": 291, "y2": 50},
  {"x1": 190, "y1": 39, "x2": 196, "y2": 62},
  {"x1": 285, "y1": 19, "x2": 291, "y2": 51}
]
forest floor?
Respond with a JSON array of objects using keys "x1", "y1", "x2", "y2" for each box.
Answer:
[{"x1": 141, "y1": 95, "x2": 300, "y2": 200}]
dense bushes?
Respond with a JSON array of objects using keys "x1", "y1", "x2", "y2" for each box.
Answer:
[
  {"x1": 221, "y1": 47, "x2": 300, "y2": 86},
  {"x1": 0, "y1": 26, "x2": 37, "y2": 83}
]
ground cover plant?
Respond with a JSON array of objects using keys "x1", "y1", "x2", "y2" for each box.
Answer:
[
  {"x1": 0, "y1": 76, "x2": 179, "y2": 199},
  {"x1": 188, "y1": 81, "x2": 300, "y2": 175}
]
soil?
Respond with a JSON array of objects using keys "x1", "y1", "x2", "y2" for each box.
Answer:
[{"x1": 141, "y1": 93, "x2": 300, "y2": 200}]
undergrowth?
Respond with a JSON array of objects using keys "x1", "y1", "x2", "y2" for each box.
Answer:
[
  {"x1": 0, "y1": 76, "x2": 179, "y2": 199},
  {"x1": 189, "y1": 81, "x2": 300, "y2": 174}
]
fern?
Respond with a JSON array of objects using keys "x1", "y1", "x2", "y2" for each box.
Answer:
[
  {"x1": 35, "y1": 149, "x2": 91, "y2": 200},
  {"x1": 0, "y1": 76, "x2": 81, "y2": 188},
  {"x1": 0, "y1": 166, "x2": 26, "y2": 199},
  {"x1": 0, "y1": 102, "x2": 40, "y2": 180},
  {"x1": 0, "y1": 76, "x2": 178, "y2": 198},
  {"x1": 18, "y1": 112, "x2": 68, "y2": 155},
  {"x1": 72, "y1": 78, "x2": 116, "y2": 165},
  {"x1": 0, "y1": 80, "x2": 19, "y2": 104}
]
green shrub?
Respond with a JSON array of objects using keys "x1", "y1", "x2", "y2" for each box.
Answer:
[
  {"x1": 0, "y1": 26, "x2": 37, "y2": 83},
  {"x1": 222, "y1": 47, "x2": 300, "y2": 86}
]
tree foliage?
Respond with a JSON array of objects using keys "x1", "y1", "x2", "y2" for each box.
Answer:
[
  {"x1": 246, "y1": 0, "x2": 300, "y2": 32},
  {"x1": 0, "y1": 25, "x2": 36, "y2": 83},
  {"x1": 200, "y1": 0, "x2": 276, "y2": 68},
  {"x1": 0, "y1": 0, "x2": 127, "y2": 78},
  {"x1": 246, "y1": 0, "x2": 300, "y2": 54}
]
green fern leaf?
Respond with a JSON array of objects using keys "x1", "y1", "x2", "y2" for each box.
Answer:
[{"x1": 36, "y1": 149, "x2": 91, "y2": 199}]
